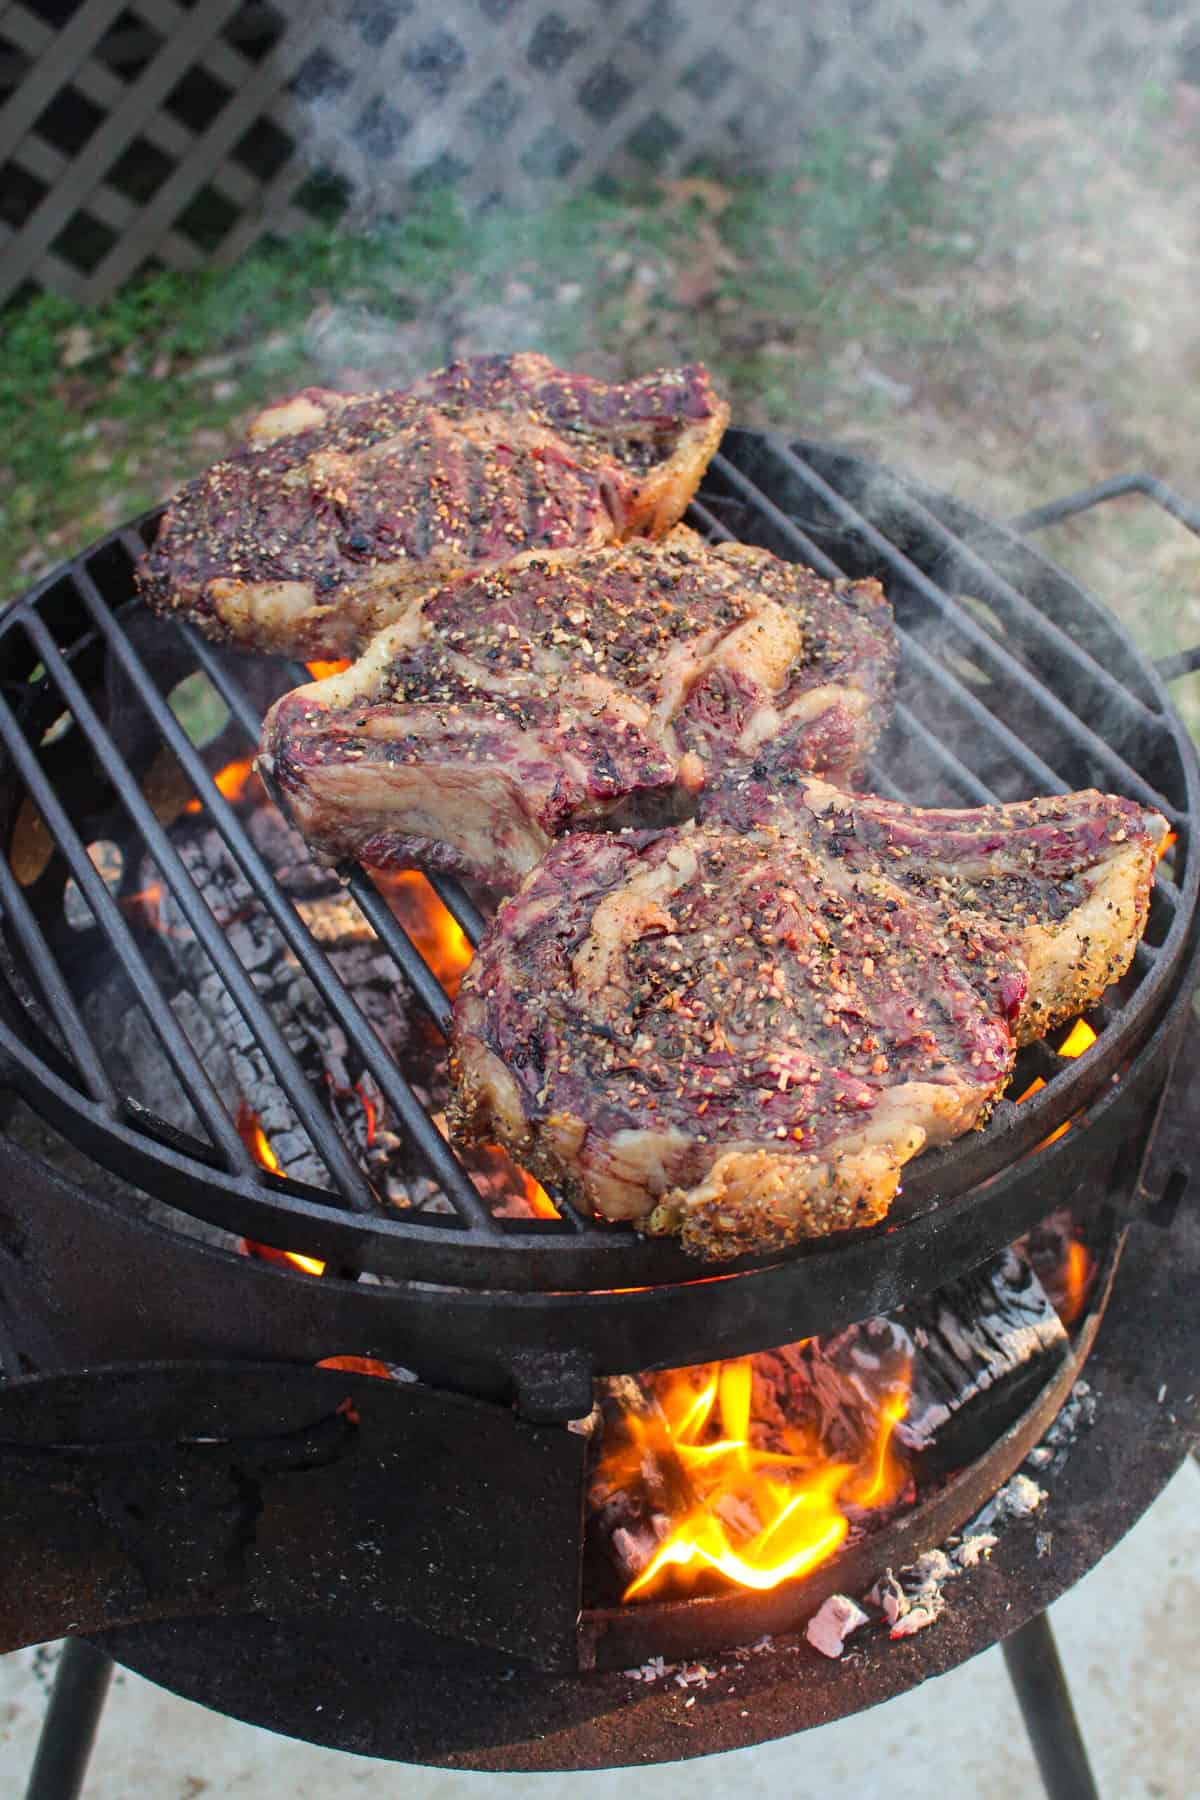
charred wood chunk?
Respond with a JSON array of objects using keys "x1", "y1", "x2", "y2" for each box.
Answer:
[{"x1": 895, "y1": 1247, "x2": 1069, "y2": 1477}]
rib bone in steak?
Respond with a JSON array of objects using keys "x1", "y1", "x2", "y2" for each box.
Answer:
[
  {"x1": 138, "y1": 354, "x2": 728, "y2": 656},
  {"x1": 450, "y1": 777, "x2": 1164, "y2": 1257},
  {"x1": 258, "y1": 535, "x2": 895, "y2": 887}
]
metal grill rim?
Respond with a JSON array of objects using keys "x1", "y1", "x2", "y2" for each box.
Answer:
[{"x1": 0, "y1": 434, "x2": 1196, "y2": 1295}]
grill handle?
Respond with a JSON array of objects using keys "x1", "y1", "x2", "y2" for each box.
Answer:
[{"x1": 1010, "y1": 472, "x2": 1200, "y2": 684}]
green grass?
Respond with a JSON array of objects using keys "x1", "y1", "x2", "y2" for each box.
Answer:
[
  {"x1": 0, "y1": 124, "x2": 986, "y2": 601},
  {"x1": 5, "y1": 104, "x2": 1191, "y2": 622}
]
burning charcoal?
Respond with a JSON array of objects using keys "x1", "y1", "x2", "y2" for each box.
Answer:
[
  {"x1": 118, "y1": 796, "x2": 482, "y2": 1208},
  {"x1": 805, "y1": 1594, "x2": 870, "y2": 1659},
  {"x1": 589, "y1": 1375, "x2": 701, "y2": 1588}
]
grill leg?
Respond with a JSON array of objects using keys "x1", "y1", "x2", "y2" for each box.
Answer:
[
  {"x1": 1002, "y1": 1612, "x2": 1101, "y2": 1800},
  {"x1": 25, "y1": 1638, "x2": 115, "y2": 1800}
]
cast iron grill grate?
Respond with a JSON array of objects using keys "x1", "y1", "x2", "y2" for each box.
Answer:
[{"x1": 0, "y1": 432, "x2": 1197, "y2": 1296}]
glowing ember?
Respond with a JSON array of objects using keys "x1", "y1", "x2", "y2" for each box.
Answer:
[
  {"x1": 1156, "y1": 830, "x2": 1177, "y2": 865},
  {"x1": 1058, "y1": 1019, "x2": 1097, "y2": 1058},
  {"x1": 324, "y1": 1072, "x2": 377, "y2": 1148},
  {"x1": 243, "y1": 1240, "x2": 327, "y2": 1278},
  {"x1": 316, "y1": 1355, "x2": 393, "y2": 1378},
  {"x1": 306, "y1": 659, "x2": 351, "y2": 680},
  {"x1": 237, "y1": 1101, "x2": 326, "y2": 1276},
  {"x1": 612, "y1": 1354, "x2": 911, "y2": 1601},
  {"x1": 381, "y1": 869, "x2": 474, "y2": 997},
  {"x1": 281, "y1": 1251, "x2": 327, "y2": 1276},
  {"x1": 118, "y1": 881, "x2": 189, "y2": 936}
]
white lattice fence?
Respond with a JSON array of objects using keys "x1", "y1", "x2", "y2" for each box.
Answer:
[
  {"x1": 0, "y1": 0, "x2": 329, "y2": 305},
  {"x1": 1, "y1": 0, "x2": 1194, "y2": 308}
]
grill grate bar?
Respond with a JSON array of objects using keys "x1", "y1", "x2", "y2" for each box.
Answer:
[
  {"x1": 761, "y1": 442, "x2": 1181, "y2": 821},
  {"x1": 425, "y1": 872, "x2": 486, "y2": 947},
  {"x1": 894, "y1": 629, "x2": 1068, "y2": 796},
  {"x1": 707, "y1": 451, "x2": 1063, "y2": 797},
  {"x1": 181, "y1": 624, "x2": 461, "y2": 1040},
  {"x1": 176, "y1": 620, "x2": 268, "y2": 743},
  {"x1": 708, "y1": 453, "x2": 1067, "y2": 797},
  {"x1": 179, "y1": 629, "x2": 606, "y2": 1241},
  {"x1": 0, "y1": 674, "x2": 254, "y2": 1177},
  {"x1": 881, "y1": 470, "x2": 1162, "y2": 731},
  {"x1": 338, "y1": 866, "x2": 453, "y2": 1036},
  {"x1": 890, "y1": 698, "x2": 999, "y2": 806},
  {"x1": 863, "y1": 762, "x2": 909, "y2": 803},
  {"x1": 0, "y1": 841, "x2": 117, "y2": 1106},
  {"x1": 74, "y1": 579, "x2": 507, "y2": 1237},
  {"x1": 686, "y1": 497, "x2": 737, "y2": 546},
  {"x1": 21, "y1": 607, "x2": 379, "y2": 1216},
  {"x1": 702, "y1": 455, "x2": 844, "y2": 579}
]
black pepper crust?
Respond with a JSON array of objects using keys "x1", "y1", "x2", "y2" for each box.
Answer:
[
  {"x1": 137, "y1": 353, "x2": 730, "y2": 657},
  {"x1": 258, "y1": 536, "x2": 896, "y2": 887},
  {"x1": 449, "y1": 776, "x2": 1163, "y2": 1257}
]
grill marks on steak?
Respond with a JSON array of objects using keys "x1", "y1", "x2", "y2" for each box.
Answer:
[
  {"x1": 257, "y1": 536, "x2": 895, "y2": 887},
  {"x1": 449, "y1": 778, "x2": 1164, "y2": 1257},
  {"x1": 137, "y1": 354, "x2": 729, "y2": 657}
]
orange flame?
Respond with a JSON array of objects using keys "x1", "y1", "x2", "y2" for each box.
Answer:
[
  {"x1": 522, "y1": 1169, "x2": 560, "y2": 1219},
  {"x1": 119, "y1": 881, "x2": 188, "y2": 935},
  {"x1": 237, "y1": 1101, "x2": 326, "y2": 1276},
  {"x1": 381, "y1": 869, "x2": 474, "y2": 997},
  {"x1": 1015, "y1": 1076, "x2": 1070, "y2": 1148},
  {"x1": 1056, "y1": 1238, "x2": 1094, "y2": 1327},
  {"x1": 306, "y1": 659, "x2": 352, "y2": 680},
  {"x1": 186, "y1": 757, "x2": 260, "y2": 814},
  {"x1": 237, "y1": 1100, "x2": 281, "y2": 1172},
  {"x1": 1058, "y1": 1019, "x2": 1097, "y2": 1058},
  {"x1": 1013, "y1": 1016, "x2": 1098, "y2": 1148},
  {"x1": 616, "y1": 1355, "x2": 911, "y2": 1601},
  {"x1": 1156, "y1": 831, "x2": 1177, "y2": 865}
]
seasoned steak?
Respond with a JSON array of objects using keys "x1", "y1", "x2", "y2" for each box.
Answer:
[
  {"x1": 258, "y1": 535, "x2": 895, "y2": 887},
  {"x1": 138, "y1": 353, "x2": 729, "y2": 656},
  {"x1": 450, "y1": 777, "x2": 1164, "y2": 1257}
]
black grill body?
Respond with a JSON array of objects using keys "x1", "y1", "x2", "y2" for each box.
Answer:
[{"x1": 0, "y1": 433, "x2": 1198, "y2": 1405}]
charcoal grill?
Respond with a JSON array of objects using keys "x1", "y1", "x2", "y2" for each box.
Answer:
[
  {"x1": 0, "y1": 432, "x2": 1197, "y2": 1404},
  {"x1": 3, "y1": 434, "x2": 1200, "y2": 1796}
]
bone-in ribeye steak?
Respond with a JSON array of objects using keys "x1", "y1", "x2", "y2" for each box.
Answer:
[
  {"x1": 137, "y1": 354, "x2": 728, "y2": 657},
  {"x1": 257, "y1": 535, "x2": 895, "y2": 887},
  {"x1": 450, "y1": 777, "x2": 1164, "y2": 1256}
]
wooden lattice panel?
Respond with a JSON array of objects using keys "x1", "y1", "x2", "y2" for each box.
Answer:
[
  {"x1": 0, "y1": 0, "x2": 1194, "y2": 308},
  {"x1": 0, "y1": 0, "x2": 329, "y2": 306}
]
